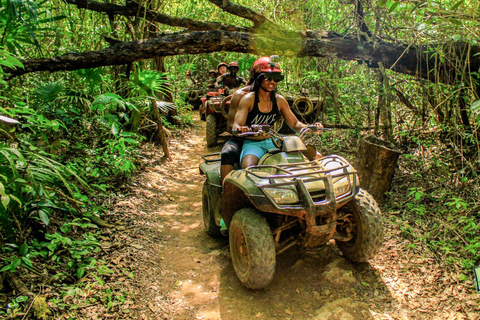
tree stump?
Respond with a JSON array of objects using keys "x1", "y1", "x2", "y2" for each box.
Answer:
[{"x1": 356, "y1": 135, "x2": 401, "y2": 204}]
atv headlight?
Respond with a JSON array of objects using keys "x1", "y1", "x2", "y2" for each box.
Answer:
[
  {"x1": 334, "y1": 177, "x2": 351, "y2": 197},
  {"x1": 263, "y1": 187, "x2": 299, "y2": 204}
]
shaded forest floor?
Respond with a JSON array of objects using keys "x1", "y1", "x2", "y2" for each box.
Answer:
[{"x1": 5, "y1": 115, "x2": 480, "y2": 319}]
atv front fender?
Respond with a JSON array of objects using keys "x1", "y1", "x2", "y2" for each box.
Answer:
[
  {"x1": 199, "y1": 155, "x2": 221, "y2": 187},
  {"x1": 222, "y1": 169, "x2": 265, "y2": 228}
]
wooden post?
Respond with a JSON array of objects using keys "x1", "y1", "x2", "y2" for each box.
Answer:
[{"x1": 356, "y1": 135, "x2": 401, "y2": 204}]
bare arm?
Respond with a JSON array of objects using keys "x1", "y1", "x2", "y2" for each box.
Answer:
[
  {"x1": 227, "y1": 86, "x2": 251, "y2": 132},
  {"x1": 232, "y1": 93, "x2": 254, "y2": 132},
  {"x1": 215, "y1": 74, "x2": 225, "y2": 88}
]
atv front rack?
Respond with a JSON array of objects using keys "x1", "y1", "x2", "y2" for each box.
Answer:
[
  {"x1": 244, "y1": 155, "x2": 359, "y2": 238},
  {"x1": 245, "y1": 155, "x2": 359, "y2": 211}
]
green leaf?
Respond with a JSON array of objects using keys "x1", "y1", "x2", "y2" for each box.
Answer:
[
  {"x1": 10, "y1": 194, "x2": 22, "y2": 207},
  {"x1": 11, "y1": 258, "x2": 21, "y2": 271},
  {"x1": 16, "y1": 296, "x2": 29, "y2": 303},
  {"x1": 471, "y1": 99, "x2": 480, "y2": 114},
  {"x1": 20, "y1": 243, "x2": 28, "y2": 256},
  {"x1": 451, "y1": 0, "x2": 464, "y2": 10},
  {"x1": 77, "y1": 267, "x2": 85, "y2": 279},
  {"x1": 51, "y1": 120, "x2": 60, "y2": 132},
  {"x1": 377, "y1": 0, "x2": 388, "y2": 7},
  {"x1": 38, "y1": 209, "x2": 49, "y2": 226},
  {"x1": 111, "y1": 122, "x2": 119, "y2": 135},
  {"x1": 92, "y1": 273, "x2": 104, "y2": 287},
  {"x1": 0, "y1": 264, "x2": 11, "y2": 272},
  {"x1": 1, "y1": 195, "x2": 10, "y2": 208},
  {"x1": 388, "y1": 1, "x2": 399, "y2": 12},
  {"x1": 0, "y1": 59, "x2": 17, "y2": 68},
  {"x1": 449, "y1": 18, "x2": 461, "y2": 25},
  {"x1": 451, "y1": 35, "x2": 461, "y2": 41},
  {"x1": 21, "y1": 256, "x2": 32, "y2": 267}
]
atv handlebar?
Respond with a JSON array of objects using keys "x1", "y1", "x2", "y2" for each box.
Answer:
[
  {"x1": 232, "y1": 124, "x2": 271, "y2": 137},
  {"x1": 232, "y1": 124, "x2": 331, "y2": 138}
]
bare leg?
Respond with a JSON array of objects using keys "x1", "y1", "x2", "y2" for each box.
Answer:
[
  {"x1": 220, "y1": 164, "x2": 234, "y2": 185},
  {"x1": 241, "y1": 155, "x2": 260, "y2": 169}
]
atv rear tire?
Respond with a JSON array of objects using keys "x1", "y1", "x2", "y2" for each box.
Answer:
[
  {"x1": 229, "y1": 208, "x2": 276, "y2": 289},
  {"x1": 336, "y1": 189, "x2": 383, "y2": 262},
  {"x1": 206, "y1": 114, "x2": 217, "y2": 147},
  {"x1": 199, "y1": 106, "x2": 206, "y2": 121},
  {"x1": 202, "y1": 182, "x2": 222, "y2": 237}
]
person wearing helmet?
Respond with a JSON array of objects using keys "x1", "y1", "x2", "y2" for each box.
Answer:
[
  {"x1": 219, "y1": 66, "x2": 260, "y2": 186},
  {"x1": 207, "y1": 69, "x2": 217, "y2": 89},
  {"x1": 215, "y1": 61, "x2": 247, "y2": 90},
  {"x1": 232, "y1": 56, "x2": 323, "y2": 169},
  {"x1": 217, "y1": 62, "x2": 228, "y2": 78},
  {"x1": 185, "y1": 70, "x2": 197, "y2": 87}
]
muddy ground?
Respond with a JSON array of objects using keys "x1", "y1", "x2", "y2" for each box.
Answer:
[{"x1": 68, "y1": 115, "x2": 480, "y2": 320}]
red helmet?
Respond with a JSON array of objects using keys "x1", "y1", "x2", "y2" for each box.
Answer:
[
  {"x1": 228, "y1": 62, "x2": 239, "y2": 70},
  {"x1": 253, "y1": 56, "x2": 281, "y2": 74},
  {"x1": 217, "y1": 62, "x2": 228, "y2": 71}
]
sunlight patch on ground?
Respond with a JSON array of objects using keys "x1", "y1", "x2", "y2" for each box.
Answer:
[
  {"x1": 168, "y1": 279, "x2": 220, "y2": 319},
  {"x1": 153, "y1": 210, "x2": 178, "y2": 216}
]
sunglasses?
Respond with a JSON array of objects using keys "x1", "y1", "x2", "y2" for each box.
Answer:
[{"x1": 263, "y1": 74, "x2": 284, "y2": 83}]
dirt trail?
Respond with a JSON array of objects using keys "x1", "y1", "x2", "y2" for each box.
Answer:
[{"x1": 88, "y1": 116, "x2": 479, "y2": 320}]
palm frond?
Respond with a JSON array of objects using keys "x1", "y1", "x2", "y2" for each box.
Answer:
[
  {"x1": 92, "y1": 92, "x2": 132, "y2": 112},
  {"x1": 34, "y1": 81, "x2": 64, "y2": 104},
  {"x1": 153, "y1": 100, "x2": 177, "y2": 113}
]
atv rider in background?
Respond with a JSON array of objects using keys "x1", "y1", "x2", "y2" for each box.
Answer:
[
  {"x1": 216, "y1": 62, "x2": 228, "y2": 79},
  {"x1": 233, "y1": 56, "x2": 323, "y2": 169},
  {"x1": 206, "y1": 69, "x2": 217, "y2": 89},
  {"x1": 185, "y1": 70, "x2": 197, "y2": 87},
  {"x1": 215, "y1": 62, "x2": 247, "y2": 91}
]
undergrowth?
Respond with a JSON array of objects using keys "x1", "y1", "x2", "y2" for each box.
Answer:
[
  {"x1": 316, "y1": 128, "x2": 480, "y2": 278},
  {"x1": 0, "y1": 55, "x2": 194, "y2": 317}
]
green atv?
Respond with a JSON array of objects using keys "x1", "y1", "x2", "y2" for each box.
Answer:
[{"x1": 199, "y1": 125, "x2": 383, "y2": 289}]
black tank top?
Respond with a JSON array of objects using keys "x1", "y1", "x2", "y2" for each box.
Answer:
[{"x1": 246, "y1": 91, "x2": 280, "y2": 126}]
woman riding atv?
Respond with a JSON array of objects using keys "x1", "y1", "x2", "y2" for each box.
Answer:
[{"x1": 232, "y1": 56, "x2": 322, "y2": 169}]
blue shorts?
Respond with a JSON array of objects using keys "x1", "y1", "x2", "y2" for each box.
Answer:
[{"x1": 240, "y1": 139, "x2": 276, "y2": 161}]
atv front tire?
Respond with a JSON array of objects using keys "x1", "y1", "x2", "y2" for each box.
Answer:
[
  {"x1": 206, "y1": 114, "x2": 218, "y2": 147},
  {"x1": 229, "y1": 208, "x2": 276, "y2": 289},
  {"x1": 336, "y1": 189, "x2": 383, "y2": 262},
  {"x1": 202, "y1": 182, "x2": 222, "y2": 237}
]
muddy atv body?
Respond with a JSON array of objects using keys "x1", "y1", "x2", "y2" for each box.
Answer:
[
  {"x1": 199, "y1": 88, "x2": 234, "y2": 147},
  {"x1": 199, "y1": 126, "x2": 383, "y2": 289}
]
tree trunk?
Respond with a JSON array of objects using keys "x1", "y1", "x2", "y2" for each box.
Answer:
[
  {"x1": 150, "y1": 97, "x2": 172, "y2": 160},
  {"x1": 375, "y1": 63, "x2": 393, "y2": 141},
  {"x1": 356, "y1": 135, "x2": 401, "y2": 204}
]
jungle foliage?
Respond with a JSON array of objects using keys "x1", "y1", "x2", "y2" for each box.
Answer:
[{"x1": 0, "y1": 0, "x2": 479, "y2": 317}]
